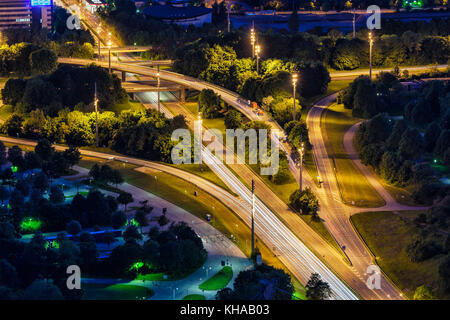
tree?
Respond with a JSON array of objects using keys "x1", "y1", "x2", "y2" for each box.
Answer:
[
  {"x1": 386, "y1": 119, "x2": 407, "y2": 151},
  {"x1": 199, "y1": 89, "x2": 223, "y2": 119},
  {"x1": 413, "y1": 285, "x2": 435, "y2": 300},
  {"x1": 398, "y1": 128, "x2": 424, "y2": 161},
  {"x1": 134, "y1": 209, "x2": 148, "y2": 233},
  {"x1": 224, "y1": 110, "x2": 242, "y2": 129},
  {"x1": 123, "y1": 225, "x2": 142, "y2": 243},
  {"x1": 22, "y1": 280, "x2": 63, "y2": 300},
  {"x1": 142, "y1": 240, "x2": 160, "y2": 266},
  {"x1": 111, "y1": 211, "x2": 127, "y2": 229},
  {"x1": 424, "y1": 122, "x2": 441, "y2": 153},
  {"x1": 289, "y1": 187, "x2": 319, "y2": 218},
  {"x1": 7, "y1": 145, "x2": 24, "y2": 168},
  {"x1": 102, "y1": 231, "x2": 117, "y2": 249},
  {"x1": 33, "y1": 172, "x2": 49, "y2": 192},
  {"x1": 0, "y1": 142, "x2": 6, "y2": 165},
  {"x1": 9, "y1": 189, "x2": 24, "y2": 209},
  {"x1": 117, "y1": 192, "x2": 133, "y2": 212},
  {"x1": 306, "y1": 273, "x2": 331, "y2": 300},
  {"x1": 66, "y1": 220, "x2": 82, "y2": 236},
  {"x1": 298, "y1": 62, "x2": 330, "y2": 98},
  {"x1": 49, "y1": 185, "x2": 65, "y2": 204},
  {"x1": 1, "y1": 78, "x2": 26, "y2": 105},
  {"x1": 29, "y1": 48, "x2": 58, "y2": 75},
  {"x1": 216, "y1": 264, "x2": 293, "y2": 300},
  {"x1": 3, "y1": 114, "x2": 23, "y2": 137},
  {"x1": 438, "y1": 254, "x2": 450, "y2": 293},
  {"x1": 287, "y1": 9, "x2": 299, "y2": 33},
  {"x1": 379, "y1": 151, "x2": 400, "y2": 184},
  {"x1": 35, "y1": 138, "x2": 54, "y2": 162}
]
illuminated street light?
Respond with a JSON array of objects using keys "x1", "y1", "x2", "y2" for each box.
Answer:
[
  {"x1": 255, "y1": 44, "x2": 261, "y2": 74},
  {"x1": 96, "y1": 23, "x2": 102, "y2": 61},
  {"x1": 298, "y1": 142, "x2": 305, "y2": 192},
  {"x1": 369, "y1": 31, "x2": 374, "y2": 80},
  {"x1": 250, "y1": 27, "x2": 256, "y2": 58},
  {"x1": 157, "y1": 65, "x2": 161, "y2": 112},
  {"x1": 292, "y1": 73, "x2": 298, "y2": 121},
  {"x1": 107, "y1": 38, "x2": 112, "y2": 74},
  {"x1": 198, "y1": 105, "x2": 203, "y2": 172},
  {"x1": 94, "y1": 82, "x2": 99, "y2": 147}
]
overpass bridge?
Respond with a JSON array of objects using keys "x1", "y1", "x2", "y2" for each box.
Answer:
[{"x1": 95, "y1": 46, "x2": 153, "y2": 54}]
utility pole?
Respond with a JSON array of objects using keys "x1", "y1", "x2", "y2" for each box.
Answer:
[
  {"x1": 369, "y1": 31, "x2": 374, "y2": 80},
  {"x1": 227, "y1": 0, "x2": 230, "y2": 33},
  {"x1": 251, "y1": 179, "x2": 255, "y2": 259},
  {"x1": 97, "y1": 24, "x2": 101, "y2": 61},
  {"x1": 157, "y1": 65, "x2": 160, "y2": 112},
  {"x1": 292, "y1": 73, "x2": 298, "y2": 121},
  {"x1": 352, "y1": 9, "x2": 356, "y2": 39},
  {"x1": 255, "y1": 45, "x2": 261, "y2": 74},
  {"x1": 198, "y1": 101, "x2": 203, "y2": 172},
  {"x1": 298, "y1": 142, "x2": 304, "y2": 192},
  {"x1": 250, "y1": 22, "x2": 255, "y2": 59},
  {"x1": 94, "y1": 82, "x2": 99, "y2": 148}
]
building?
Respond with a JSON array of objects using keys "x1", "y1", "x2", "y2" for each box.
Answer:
[
  {"x1": 0, "y1": 0, "x2": 32, "y2": 30},
  {"x1": 143, "y1": 5, "x2": 212, "y2": 27},
  {"x1": 0, "y1": 0, "x2": 52, "y2": 31},
  {"x1": 84, "y1": 0, "x2": 105, "y2": 14}
]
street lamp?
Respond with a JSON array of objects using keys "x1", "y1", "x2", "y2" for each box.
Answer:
[
  {"x1": 250, "y1": 27, "x2": 256, "y2": 58},
  {"x1": 94, "y1": 82, "x2": 99, "y2": 148},
  {"x1": 198, "y1": 108, "x2": 203, "y2": 172},
  {"x1": 298, "y1": 142, "x2": 304, "y2": 192},
  {"x1": 292, "y1": 73, "x2": 298, "y2": 121},
  {"x1": 96, "y1": 23, "x2": 101, "y2": 61},
  {"x1": 368, "y1": 31, "x2": 374, "y2": 80},
  {"x1": 255, "y1": 45, "x2": 261, "y2": 74},
  {"x1": 107, "y1": 39, "x2": 112, "y2": 74},
  {"x1": 157, "y1": 65, "x2": 161, "y2": 112}
]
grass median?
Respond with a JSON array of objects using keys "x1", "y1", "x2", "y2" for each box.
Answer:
[{"x1": 322, "y1": 103, "x2": 385, "y2": 208}]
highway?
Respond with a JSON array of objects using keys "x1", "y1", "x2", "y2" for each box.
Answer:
[
  {"x1": 0, "y1": 135, "x2": 357, "y2": 300},
  {"x1": 60, "y1": 57, "x2": 410, "y2": 299},
  {"x1": 53, "y1": 2, "x2": 417, "y2": 299}
]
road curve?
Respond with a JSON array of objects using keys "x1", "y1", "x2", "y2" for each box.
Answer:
[{"x1": 306, "y1": 94, "x2": 405, "y2": 300}]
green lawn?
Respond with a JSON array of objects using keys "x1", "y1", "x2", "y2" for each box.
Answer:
[
  {"x1": 136, "y1": 273, "x2": 166, "y2": 281},
  {"x1": 107, "y1": 100, "x2": 146, "y2": 115},
  {"x1": 184, "y1": 101, "x2": 227, "y2": 136},
  {"x1": 323, "y1": 103, "x2": 385, "y2": 207},
  {"x1": 83, "y1": 283, "x2": 154, "y2": 300},
  {"x1": 0, "y1": 104, "x2": 14, "y2": 122},
  {"x1": 183, "y1": 294, "x2": 206, "y2": 300},
  {"x1": 351, "y1": 211, "x2": 447, "y2": 299},
  {"x1": 199, "y1": 266, "x2": 233, "y2": 291},
  {"x1": 169, "y1": 163, "x2": 233, "y2": 194}
]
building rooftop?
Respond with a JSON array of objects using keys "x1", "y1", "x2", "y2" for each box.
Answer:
[{"x1": 143, "y1": 5, "x2": 211, "y2": 20}]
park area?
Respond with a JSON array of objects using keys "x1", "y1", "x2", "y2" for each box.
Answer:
[
  {"x1": 351, "y1": 211, "x2": 447, "y2": 299},
  {"x1": 323, "y1": 103, "x2": 385, "y2": 207}
]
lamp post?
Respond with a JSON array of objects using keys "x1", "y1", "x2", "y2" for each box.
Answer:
[
  {"x1": 292, "y1": 73, "x2": 298, "y2": 121},
  {"x1": 94, "y1": 82, "x2": 99, "y2": 148},
  {"x1": 157, "y1": 65, "x2": 160, "y2": 112},
  {"x1": 227, "y1": 0, "x2": 231, "y2": 33},
  {"x1": 255, "y1": 45, "x2": 261, "y2": 74},
  {"x1": 96, "y1": 24, "x2": 101, "y2": 61},
  {"x1": 107, "y1": 38, "x2": 112, "y2": 74},
  {"x1": 250, "y1": 27, "x2": 256, "y2": 58},
  {"x1": 352, "y1": 9, "x2": 356, "y2": 39},
  {"x1": 298, "y1": 142, "x2": 304, "y2": 192},
  {"x1": 369, "y1": 31, "x2": 374, "y2": 80},
  {"x1": 198, "y1": 104, "x2": 203, "y2": 172}
]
